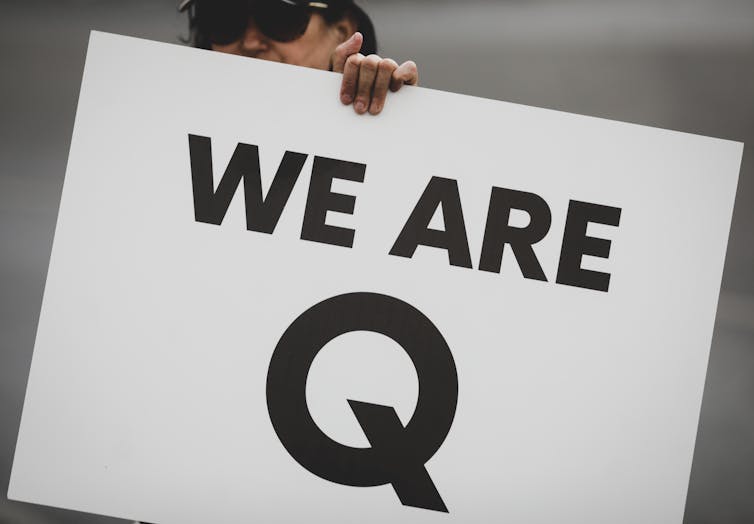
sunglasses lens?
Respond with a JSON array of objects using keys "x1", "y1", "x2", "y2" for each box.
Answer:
[
  {"x1": 203, "y1": 0, "x2": 249, "y2": 45},
  {"x1": 254, "y1": 1, "x2": 312, "y2": 43}
]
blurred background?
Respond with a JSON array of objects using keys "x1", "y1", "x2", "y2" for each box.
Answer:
[{"x1": 0, "y1": 0, "x2": 751, "y2": 522}]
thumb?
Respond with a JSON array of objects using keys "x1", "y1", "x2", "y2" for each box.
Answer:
[{"x1": 331, "y1": 32, "x2": 363, "y2": 73}]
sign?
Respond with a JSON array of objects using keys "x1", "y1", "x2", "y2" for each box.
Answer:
[{"x1": 9, "y1": 32, "x2": 743, "y2": 524}]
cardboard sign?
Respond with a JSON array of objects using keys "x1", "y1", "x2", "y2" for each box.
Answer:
[{"x1": 9, "y1": 32, "x2": 743, "y2": 524}]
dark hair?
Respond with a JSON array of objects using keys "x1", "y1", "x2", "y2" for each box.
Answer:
[{"x1": 184, "y1": 0, "x2": 378, "y2": 55}]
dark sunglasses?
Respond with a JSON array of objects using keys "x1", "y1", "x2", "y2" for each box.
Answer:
[{"x1": 181, "y1": 0, "x2": 332, "y2": 44}]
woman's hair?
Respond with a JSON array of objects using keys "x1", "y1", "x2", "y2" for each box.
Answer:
[{"x1": 184, "y1": 0, "x2": 378, "y2": 55}]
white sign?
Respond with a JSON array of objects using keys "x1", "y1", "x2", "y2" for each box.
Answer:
[{"x1": 9, "y1": 31, "x2": 743, "y2": 524}]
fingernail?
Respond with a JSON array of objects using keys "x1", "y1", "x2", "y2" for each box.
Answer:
[
  {"x1": 354, "y1": 101, "x2": 366, "y2": 113},
  {"x1": 341, "y1": 94, "x2": 353, "y2": 104}
]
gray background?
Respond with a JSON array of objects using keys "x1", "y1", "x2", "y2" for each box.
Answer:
[{"x1": 0, "y1": 0, "x2": 751, "y2": 522}]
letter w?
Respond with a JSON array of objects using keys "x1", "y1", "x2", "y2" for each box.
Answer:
[{"x1": 188, "y1": 134, "x2": 308, "y2": 233}]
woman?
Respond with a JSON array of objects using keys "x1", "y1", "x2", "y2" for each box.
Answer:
[
  {"x1": 179, "y1": 0, "x2": 419, "y2": 115},
  {"x1": 132, "y1": 5, "x2": 418, "y2": 522}
]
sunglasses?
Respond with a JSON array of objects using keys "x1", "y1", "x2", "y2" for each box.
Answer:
[{"x1": 184, "y1": 0, "x2": 332, "y2": 45}]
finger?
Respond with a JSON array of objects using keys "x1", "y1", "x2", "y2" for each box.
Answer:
[
  {"x1": 390, "y1": 60, "x2": 419, "y2": 92},
  {"x1": 340, "y1": 53, "x2": 364, "y2": 105},
  {"x1": 354, "y1": 54, "x2": 380, "y2": 114},
  {"x1": 331, "y1": 32, "x2": 363, "y2": 73},
  {"x1": 369, "y1": 58, "x2": 398, "y2": 115}
]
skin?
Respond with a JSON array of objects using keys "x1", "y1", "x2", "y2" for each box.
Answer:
[{"x1": 211, "y1": 13, "x2": 419, "y2": 115}]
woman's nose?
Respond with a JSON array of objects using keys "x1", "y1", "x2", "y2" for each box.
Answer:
[{"x1": 240, "y1": 20, "x2": 269, "y2": 55}]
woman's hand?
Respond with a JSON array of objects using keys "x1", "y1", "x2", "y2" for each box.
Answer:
[{"x1": 331, "y1": 32, "x2": 419, "y2": 116}]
